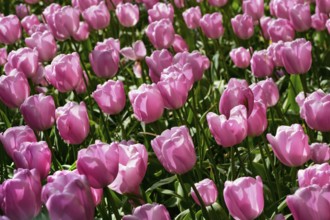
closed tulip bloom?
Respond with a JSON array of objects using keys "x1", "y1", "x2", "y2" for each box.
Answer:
[
  {"x1": 89, "y1": 38, "x2": 120, "y2": 78},
  {"x1": 251, "y1": 50, "x2": 274, "y2": 78},
  {"x1": 289, "y1": 3, "x2": 311, "y2": 32},
  {"x1": 116, "y1": 3, "x2": 139, "y2": 27},
  {"x1": 109, "y1": 142, "x2": 148, "y2": 194},
  {"x1": 219, "y1": 78, "x2": 254, "y2": 118},
  {"x1": 0, "y1": 169, "x2": 42, "y2": 220},
  {"x1": 92, "y1": 80, "x2": 126, "y2": 115},
  {"x1": 148, "y1": 3, "x2": 174, "y2": 23},
  {"x1": 311, "y1": 13, "x2": 328, "y2": 31},
  {"x1": 45, "y1": 52, "x2": 83, "y2": 92},
  {"x1": 21, "y1": 15, "x2": 41, "y2": 35},
  {"x1": 72, "y1": 0, "x2": 100, "y2": 11},
  {"x1": 120, "y1": 40, "x2": 146, "y2": 61},
  {"x1": 56, "y1": 101, "x2": 90, "y2": 144},
  {"x1": 224, "y1": 176, "x2": 264, "y2": 220},
  {"x1": 122, "y1": 203, "x2": 171, "y2": 220},
  {"x1": 0, "y1": 15, "x2": 21, "y2": 45},
  {"x1": 267, "y1": 124, "x2": 310, "y2": 167},
  {"x1": 250, "y1": 78, "x2": 279, "y2": 107},
  {"x1": 77, "y1": 141, "x2": 119, "y2": 188},
  {"x1": 0, "y1": 48, "x2": 7, "y2": 66},
  {"x1": 172, "y1": 34, "x2": 189, "y2": 53},
  {"x1": 174, "y1": 0, "x2": 185, "y2": 8},
  {"x1": 230, "y1": 47, "x2": 251, "y2": 68},
  {"x1": 25, "y1": 31, "x2": 57, "y2": 62},
  {"x1": 146, "y1": 19, "x2": 175, "y2": 49},
  {"x1": 260, "y1": 16, "x2": 273, "y2": 39},
  {"x1": 267, "y1": 41, "x2": 285, "y2": 67},
  {"x1": 281, "y1": 38, "x2": 312, "y2": 74},
  {"x1": 269, "y1": 0, "x2": 295, "y2": 19},
  {"x1": 231, "y1": 14, "x2": 254, "y2": 40},
  {"x1": 13, "y1": 141, "x2": 51, "y2": 179},
  {"x1": 316, "y1": 0, "x2": 330, "y2": 14},
  {"x1": 42, "y1": 3, "x2": 61, "y2": 22},
  {"x1": 146, "y1": 49, "x2": 173, "y2": 83},
  {"x1": 82, "y1": 2, "x2": 110, "y2": 30},
  {"x1": 208, "y1": 0, "x2": 228, "y2": 7},
  {"x1": 16, "y1": 4, "x2": 29, "y2": 19},
  {"x1": 183, "y1": 6, "x2": 202, "y2": 29},
  {"x1": 191, "y1": 178, "x2": 218, "y2": 206},
  {"x1": 207, "y1": 105, "x2": 248, "y2": 147},
  {"x1": 0, "y1": 70, "x2": 30, "y2": 109},
  {"x1": 72, "y1": 22, "x2": 90, "y2": 41},
  {"x1": 286, "y1": 184, "x2": 330, "y2": 220},
  {"x1": 310, "y1": 143, "x2": 330, "y2": 164},
  {"x1": 267, "y1": 18, "x2": 295, "y2": 42},
  {"x1": 242, "y1": 0, "x2": 264, "y2": 21},
  {"x1": 20, "y1": 94, "x2": 55, "y2": 131},
  {"x1": 297, "y1": 163, "x2": 330, "y2": 188},
  {"x1": 200, "y1": 12, "x2": 225, "y2": 39},
  {"x1": 129, "y1": 84, "x2": 164, "y2": 123},
  {"x1": 151, "y1": 126, "x2": 196, "y2": 174},
  {"x1": 41, "y1": 171, "x2": 95, "y2": 220},
  {"x1": 160, "y1": 64, "x2": 194, "y2": 90},
  {"x1": 247, "y1": 101, "x2": 268, "y2": 137},
  {"x1": 0, "y1": 126, "x2": 37, "y2": 159}
]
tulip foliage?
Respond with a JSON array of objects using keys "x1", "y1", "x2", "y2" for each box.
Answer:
[{"x1": 1, "y1": 0, "x2": 330, "y2": 219}]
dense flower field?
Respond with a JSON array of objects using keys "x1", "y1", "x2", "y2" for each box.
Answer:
[{"x1": 0, "y1": 0, "x2": 330, "y2": 219}]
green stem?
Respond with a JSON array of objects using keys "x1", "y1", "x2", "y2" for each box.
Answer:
[
  {"x1": 176, "y1": 175, "x2": 195, "y2": 220},
  {"x1": 104, "y1": 187, "x2": 121, "y2": 220},
  {"x1": 191, "y1": 183, "x2": 210, "y2": 220},
  {"x1": 230, "y1": 148, "x2": 235, "y2": 180}
]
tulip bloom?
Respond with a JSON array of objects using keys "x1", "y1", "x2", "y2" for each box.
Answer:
[
  {"x1": 267, "y1": 41, "x2": 285, "y2": 67},
  {"x1": 242, "y1": 0, "x2": 264, "y2": 21},
  {"x1": 250, "y1": 50, "x2": 274, "y2": 78},
  {"x1": 230, "y1": 47, "x2": 251, "y2": 69},
  {"x1": 207, "y1": 105, "x2": 248, "y2": 147},
  {"x1": 122, "y1": 203, "x2": 171, "y2": 220},
  {"x1": 267, "y1": 124, "x2": 310, "y2": 167},
  {"x1": 116, "y1": 3, "x2": 139, "y2": 27},
  {"x1": 92, "y1": 80, "x2": 126, "y2": 115},
  {"x1": 56, "y1": 101, "x2": 90, "y2": 144},
  {"x1": 120, "y1": 40, "x2": 146, "y2": 61},
  {"x1": 72, "y1": 0, "x2": 100, "y2": 11},
  {"x1": 0, "y1": 15, "x2": 21, "y2": 45},
  {"x1": 311, "y1": 13, "x2": 328, "y2": 31},
  {"x1": 267, "y1": 18, "x2": 295, "y2": 42},
  {"x1": 13, "y1": 141, "x2": 51, "y2": 179},
  {"x1": 269, "y1": 0, "x2": 294, "y2": 19},
  {"x1": 260, "y1": 16, "x2": 273, "y2": 39},
  {"x1": 183, "y1": 6, "x2": 202, "y2": 29},
  {"x1": 16, "y1": 4, "x2": 29, "y2": 19},
  {"x1": 310, "y1": 143, "x2": 330, "y2": 164},
  {"x1": 25, "y1": 31, "x2": 57, "y2": 62},
  {"x1": 250, "y1": 78, "x2": 279, "y2": 107},
  {"x1": 0, "y1": 70, "x2": 30, "y2": 109},
  {"x1": 129, "y1": 84, "x2": 164, "y2": 123},
  {"x1": 109, "y1": 142, "x2": 148, "y2": 194},
  {"x1": 82, "y1": 2, "x2": 110, "y2": 30},
  {"x1": 21, "y1": 14, "x2": 40, "y2": 35},
  {"x1": 151, "y1": 126, "x2": 196, "y2": 174},
  {"x1": 191, "y1": 178, "x2": 218, "y2": 206},
  {"x1": 289, "y1": 3, "x2": 311, "y2": 32},
  {"x1": 297, "y1": 163, "x2": 330, "y2": 188},
  {"x1": 72, "y1": 22, "x2": 90, "y2": 41},
  {"x1": 0, "y1": 48, "x2": 7, "y2": 66},
  {"x1": 200, "y1": 12, "x2": 225, "y2": 39},
  {"x1": 231, "y1": 14, "x2": 254, "y2": 40},
  {"x1": 146, "y1": 49, "x2": 173, "y2": 83},
  {"x1": 146, "y1": 19, "x2": 175, "y2": 49},
  {"x1": 316, "y1": 0, "x2": 330, "y2": 14},
  {"x1": 247, "y1": 101, "x2": 268, "y2": 137},
  {"x1": 224, "y1": 176, "x2": 264, "y2": 220},
  {"x1": 208, "y1": 0, "x2": 228, "y2": 7},
  {"x1": 148, "y1": 3, "x2": 174, "y2": 23},
  {"x1": 172, "y1": 34, "x2": 189, "y2": 53}
]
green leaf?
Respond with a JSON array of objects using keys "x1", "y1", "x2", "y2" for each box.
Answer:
[{"x1": 283, "y1": 75, "x2": 303, "y2": 113}]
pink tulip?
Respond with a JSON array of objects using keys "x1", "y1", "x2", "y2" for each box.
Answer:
[
  {"x1": 16, "y1": 4, "x2": 29, "y2": 19},
  {"x1": 267, "y1": 18, "x2": 295, "y2": 42},
  {"x1": 247, "y1": 101, "x2": 268, "y2": 137},
  {"x1": 327, "y1": 19, "x2": 330, "y2": 34},
  {"x1": 25, "y1": 0, "x2": 40, "y2": 4},
  {"x1": 219, "y1": 78, "x2": 254, "y2": 118},
  {"x1": 42, "y1": 3, "x2": 61, "y2": 22},
  {"x1": 251, "y1": 49, "x2": 274, "y2": 78},
  {"x1": 281, "y1": 38, "x2": 312, "y2": 74},
  {"x1": 89, "y1": 38, "x2": 120, "y2": 78},
  {"x1": 316, "y1": 0, "x2": 330, "y2": 14},
  {"x1": 27, "y1": 23, "x2": 49, "y2": 36},
  {"x1": 116, "y1": 3, "x2": 139, "y2": 27},
  {"x1": 286, "y1": 184, "x2": 330, "y2": 220},
  {"x1": 82, "y1": 2, "x2": 110, "y2": 30},
  {"x1": 0, "y1": 70, "x2": 30, "y2": 109},
  {"x1": 56, "y1": 101, "x2": 90, "y2": 144},
  {"x1": 250, "y1": 78, "x2": 279, "y2": 107},
  {"x1": 122, "y1": 203, "x2": 171, "y2": 220},
  {"x1": 231, "y1": 14, "x2": 254, "y2": 40},
  {"x1": 25, "y1": 31, "x2": 57, "y2": 62},
  {"x1": 267, "y1": 41, "x2": 285, "y2": 67},
  {"x1": 137, "y1": 0, "x2": 159, "y2": 9},
  {"x1": 21, "y1": 14, "x2": 40, "y2": 34},
  {"x1": 297, "y1": 163, "x2": 330, "y2": 188},
  {"x1": 267, "y1": 124, "x2": 310, "y2": 167},
  {"x1": 242, "y1": 0, "x2": 264, "y2": 21},
  {"x1": 269, "y1": 0, "x2": 295, "y2": 19},
  {"x1": 0, "y1": 48, "x2": 7, "y2": 66},
  {"x1": 182, "y1": 6, "x2": 202, "y2": 29},
  {"x1": 45, "y1": 52, "x2": 84, "y2": 92},
  {"x1": 13, "y1": 141, "x2": 51, "y2": 179},
  {"x1": 120, "y1": 40, "x2": 146, "y2": 61},
  {"x1": 172, "y1": 34, "x2": 189, "y2": 53},
  {"x1": 230, "y1": 47, "x2": 251, "y2": 68},
  {"x1": 207, "y1": 105, "x2": 248, "y2": 147},
  {"x1": 146, "y1": 49, "x2": 173, "y2": 83},
  {"x1": 174, "y1": 0, "x2": 185, "y2": 8},
  {"x1": 151, "y1": 126, "x2": 196, "y2": 174},
  {"x1": 77, "y1": 141, "x2": 119, "y2": 188},
  {"x1": 75, "y1": 71, "x2": 88, "y2": 94},
  {"x1": 208, "y1": 0, "x2": 228, "y2": 7},
  {"x1": 311, "y1": 13, "x2": 328, "y2": 31},
  {"x1": 148, "y1": 3, "x2": 174, "y2": 23},
  {"x1": 129, "y1": 83, "x2": 164, "y2": 123},
  {"x1": 41, "y1": 170, "x2": 95, "y2": 220},
  {"x1": 289, "y1": 3, "x2": 311, "y2": 32},
  {"x1": 72, "y1": 0, "x2": 100, "y2": 11},
  {"x1": 32, "y1": 63, "x2": 49, "y2": 87},
  {"x1": 191, "y1": 178, "x2": 218, "y2": 206},
  {"x1": 0, "y1": 15, "x2": 21, "y2": 45},
  {"x1": 0, "y1": 126, "x2": 37, "y2": 159},
  {"x1": 224, "y1": 176, "x2": 264, "y2": 220},
  {"x1": 20, "y1": 94, "x2": 55, "y2": 131},
  {"x1": 109, "y1": 142, "x2": 148, "y2": 194},
  {"x1": 200, "y1": 12, "x2": 225, "y2": 39},
  {"x1": 146, "y1": 19, "x2": 175, "y2": 49},
  {"x1": 0, "y1": 169, "x2": 41, "y2": 220},
  {"x1": 90, "y1": 188, "x2": 103, "y2": 206},
  {"x1": 310, "y1": 143, "x2": 330, "y2": 164},
  {"x1": 260, "y1": 16, "x2": 273, "y2": 39},
  {"x1": 72, "y1": 21, "x2": 90, "y2": 41}
]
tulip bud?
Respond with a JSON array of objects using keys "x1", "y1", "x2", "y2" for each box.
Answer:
[
  {"x1": 183, "y1": 6, "x2": 202, "y2": 29},
  {"x1": 83, "y1": 2, "x2": 110, "y2": 30},
  {"x1": 289, "y1": 3, "x2": 311, "y2": 32},
  {"x1": 16, "y1": 4, "x2": 29, "y2": 19},
  {"x1": 72, "y1": 21, "x2": 90, "y2": 41},
  {"x1": 129, "y1": 84, "x2": 164, "y2": 123},
  {"x1": 146, "y1": 49, "x2": 173, "y2": 83},
  {"x1": 230, "y1": 47, "x2": 251, "y2": 68},
  {"x1": 0, "y1": 15, "x2": 21, "y2": 45},
  {"x1": 297, "y1": 163, "x2": 330, "y2": 188},
  {"x1": 25, "y1": 31, "x2": 57, "y2": 62},
  {"x1": 250, "y1": 49, "x2": 274, "y2": 78},
  {"x1": 242, "y1": 0, "x2": 264, "y2": 21},
  {"x1": 151, "y1": 126, "x2": 196, "y2": 174},
  {"x1": 146, "y1": 19, "x2": 175, "y2": 49},
  {"x1": 191, "y1": 178, "x2": 218, "y2": 206},
  {"x1": 0, "y1": 48, "x2": 7, "y2": 66},
  {"x1": 122, "y1": 203, "x2": 171, "y2": 220},
  {"x1": 311, "y1": 13, "x2": 328, "y2": 31},
  {"x1": 250, "y1": 78, "x2": 279, "y2": 107},
  {"x1": 148, "y1": 3, "x2": 174, "y2": 23},
  {"x1": 268, "y1": 18, "x2": 295, "y2": 42},
  {"x1": 56, "y1": 101, "x2": 90, "y2": 144},
  {"x1": 208, "y1": 0, "x2": 228, "y2": 7},
  {"x1": 224, "y1": 176, "x2": 264, "y2": 220},
  {"x1": 310, "y1": 143, "x2": 330, "y2": 164},
  {"x1": 231, "y1": 14, "x2": 254, "y2": 40},
  {"x1": 267, "y1": 124, "x2": 310, "y2": 167},
  {"x1": 200, "y1": 12, "x2": 225, "y2": 39},
  {"x1": 120, "y1": 40, "x2": 146, "y2": 61},
  {"x1": 116, "y1": 3, "x2": 139, "y2": 27}
]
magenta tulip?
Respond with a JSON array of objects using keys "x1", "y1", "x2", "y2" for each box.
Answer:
[
  {"x1": 0, "y1": 48, "x2": 7, "y2": 66},
  {"x1": 25, "y1": 31, "x2": 57, "y2": 62},
  {"x1": 172, "y1": 34, "x2": 189, "y2": 53},
  {"x1": 260, "y1": 16, "x2": 273, "y2": 39},
  {"x1": 72, "y1": 21, "x2": 90, "y2": 41},
  {"x1": 230, "y1": 47, "x2": 251, "y2": 69},
  {"x1": 250, "y1": 78, "x2": 279, "y2": 107},
  {"x1": 231, "y1": 14, "x2": 254, "y2": 40},
  {"x1": 247, "y1": 101, "x2": 268, "y2": 137},
  {"x1": 311, "y1": 13, "x2": 328, "y2": 31},
  {"x1": 82, "y1": 2, "x2": 110, "y2": 30},
  {"x1": 208, "y1": 0, "x2": 228, "y2": 7},
  {"x1": 269, "y1": 0, "x2": 295, "y2": 19},
  {"x1": 183, "y1": 6, "x2": 202, "y2": 29},
  {"x1": 267, "y1": 18, "x2": 295, "y2": 42},
  {"x1": 120, "y1": 40, "x2": 146, "y2": 61},
  {"x1": 310, "y1": 143, "x2": 330, "y2": 164},
  {"x1": 72, "y1": 0, "x2": 100, "y2": 11},
  {"x1": 0, "y1": 15, "x2": 21, "y2": 45},
  {"x1": 148, "y1": 3, "x2": 174, "y2": 23},
  {"x1": 267, "y1": 41, "x2": 285, "y2": 67},
  {"x1": 16, "y1": 4, "x2": 29, "y2": 19},
  {"x1": 251, "y1": 49, "x2": 274, "y2": 78},
  {"x1": 21, "y1": 14, "x2": 40, "y2": 35},
  {"x1": 146, "y1": 49, "x2": 173, "y2": 83},
  {"x1": 316, "y1": 0, "x2": 330, "y2": 14},
  {"x1": 242, "y1": 0, "x2": 264, "y2": 21},
  {"x1": 191, "y1": 178, "x2": 218, "y2": 206},
  {"x1": 146, "y1": 19, "x2": 175, "y2": 49},
  {"x1": 297, "y1": 163, "x2": 330, "y2": 188},
  {"x1": 122, "y1": 203, "x2": 171, "y2": 220},
  {"x1": 289, "y1": 3, "x2": 311, "y2": 32},
  {"x1": 116, "y1": 3, "x2": 139, "y2": 27},
  {"x1": 200, "y1": 12, "x2": 225, "y2": 39}
]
